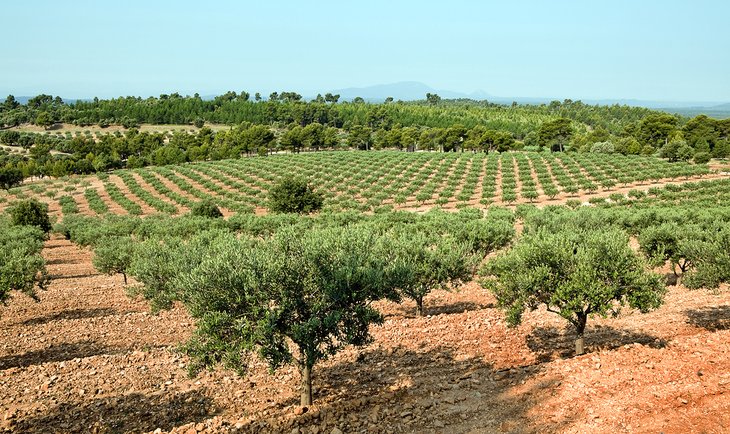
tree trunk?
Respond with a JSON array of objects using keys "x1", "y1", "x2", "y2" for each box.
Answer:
[
  {"x1": 300, "y1": 363, "x2": 312, "y2": 407},
  {"x1": 415, "y1": 296, "x2": 424, "y2": 317},
  {"x1": 122, "y1": 272, "x2": 127, "y2": 285},
  {"x1": 574, "y1": 312, "x2": 588, "y2": 356}
]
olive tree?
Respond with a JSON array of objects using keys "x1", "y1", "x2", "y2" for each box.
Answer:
[
  {"x1": 682, "y1": 227, "x2": 730, "y2": 290},
  {"x1": 92, "y1": 236, "x2": 135, "y2": 284},
  {"x1": 638, "y1": 223, "x2": 700, "y2": 276},
  {"x1": 173, "y1": 226, "x2": 401, "y2": 406},
  {"x1": 386, "y1": 230, "x2": 477, "y2": 316},
  {"x1": 481, "y1": 228, "x2": 665, "y2": 355},
  {"x1": 0, "y1": 221, "x2": 49, "y2": 308}
]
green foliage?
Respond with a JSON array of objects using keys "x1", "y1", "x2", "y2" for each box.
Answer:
[
  {"x1": 174, "y1": 226, "x2": 401, "y2": 405},
  {"x1": 638, "y1": 223, "x2": 697, "y2": 274},
  {"x1": 0, "y1": 167, "x2": 24, "y2": 190},
  {"x1": 385, "y1": 230, "x2": 476, "y2": 316},
  {"x1": 481, "y1": 228, "x2": 665, "y2": 355},
  {"x1": 0, "y1": 218, "x2": 49, "y2": 307},
  {"x1": 190, "y1": 199, "x2": 223, "y2": 218},
  {"x1": 268, "y1": 176, "x2": 324, "y2": 214},
  {"x1": 9, "y1": 199, "x2": 52, "y2": 233},
  {"x1": 693, "y1": 152, "x2": 711, "y2": 164},
  {"x1": 682, "y1": 227, "x2": 730, "y2": 290},
  {"x1": 92, "y1": 236, "x2": 135, "y2": 284}
]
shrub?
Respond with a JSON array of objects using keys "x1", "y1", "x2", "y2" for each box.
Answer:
[
  {"x1": 268, "y1": 176, "x2": 324, "y2": 214},
  {"x1": 0, "y1": 220, "x2": 49, "y2": 307},
  {"x1": 9, "y1": 199, "x2": 52, "y2": 233},
  {"x1": 190, "y1": 200, "x2": 223, "y2": 218},
  {"x1": 693, "y1": 152, "x2": 711, "y2": 164}
]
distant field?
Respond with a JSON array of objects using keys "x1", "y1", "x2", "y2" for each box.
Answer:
[{"x1": 0, "y1": 151, "x2": 720, "y2": 220}]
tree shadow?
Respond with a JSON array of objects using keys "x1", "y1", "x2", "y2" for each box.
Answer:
[
  {"x1": 685, "y1": 305, "x2": 730, "y2": 331},
  {"x1": 0, "y1": 341, "x2": 155, "y2": 369},
  {"x1": 9, "y1": 389, "x2": 215, "y2": 434},
  {"x1": 19, "y1": 307, "x2": 130, "y2": 326},
  {"x1": 427, "y1": 301, "x2": 495, "y2": 316},
  {"x1": 389, "y1": 300, "x2": 492, "y2": 319},
  {"x1": 47, "y1": 272, "x2": 99, "y2": 280},
  {"x1": 46, "y1": 257, "x2": 80, "y2": 265},
  {"x1": 236, "y1": 345, "x2": 580, "y2": 433},
  {"x1": 527, "y1": 325, "x2": 667, "y2": 363}
]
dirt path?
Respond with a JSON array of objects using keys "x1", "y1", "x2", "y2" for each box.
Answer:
[{"x1": 1, "y1": 237, "x2": 729, "y2": 433}]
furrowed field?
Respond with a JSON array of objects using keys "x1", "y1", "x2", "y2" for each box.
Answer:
[
  {"x1": 0, "y1": 151, "x2": 718, "y2": 219},
  {"x1": 1, "y1": 147, "x2": 730, "y2": 434}
]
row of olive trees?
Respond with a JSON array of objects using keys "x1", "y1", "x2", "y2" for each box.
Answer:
[
  {"x1": 80, "y1": 205, "x2": 514, "y2": 406},
  {"x1": 82, "y1": 207, "x2": 677, "y2": 407},
  {"x1": 0, "y1": 200, "x2": 51, "y2": 310}
]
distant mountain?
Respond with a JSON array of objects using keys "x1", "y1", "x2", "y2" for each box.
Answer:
[
  {"x1": 330, "y1": 81, "x2": 492, "y2": 102},
  {"x1": 11, "y1": 96, "x2": 88, "y2": 104}
]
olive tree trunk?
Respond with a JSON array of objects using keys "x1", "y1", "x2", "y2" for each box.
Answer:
[
  {"x1": 300, "y1": 363, "x2": 312, "y2": 407},
  {"x1": 574, "y1": 312, "x2": 588, "y2": 356},
  {"x1": 415, "y1": 296, "x2": 424, "y2": 317}
]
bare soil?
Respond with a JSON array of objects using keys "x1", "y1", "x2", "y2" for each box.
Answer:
[{"x1": 1, "y1": 237, "x2": 729, "y2": 433}]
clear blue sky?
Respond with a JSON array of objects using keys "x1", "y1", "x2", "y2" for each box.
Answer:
[{"x1": 2, "y1": 0, "x2": 729, "y2": 102}]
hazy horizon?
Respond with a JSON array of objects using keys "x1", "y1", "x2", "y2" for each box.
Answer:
[{"x1": 2, "y1": 0, "x2": 729, "y2": 103}]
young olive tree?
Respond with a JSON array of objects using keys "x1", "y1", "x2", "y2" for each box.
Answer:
[
  {"x1": 0, "y1": 222, "x2": 49, "y2": 308},
  {"x1": 386, "y1": 230, "x2": 477, "y2": 316},
  {"x1": 681, "y1": 227, "x2": 730, "y2": 290},
  {"x1": 481, "y1": 228, "x2": 665, "y2": 355},
  {"x1": 92, "y1": 236, "x2": 135, "y2": 284},
  {"x1": 638, "y1": 223, "x2": 700, "y2": 276},
  {"x1": 173, "y1": 226, "x2": 401, "y2": 407}
]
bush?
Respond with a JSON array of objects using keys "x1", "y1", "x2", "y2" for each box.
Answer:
[
  {"x1": 589, "y1": 141, "x2": 615, "y2": 154},
  {"x1": 693, "y1": 152, "x2": 711, "y2": 164},
  {"x1": 0, "y1": 220, "x2": 49, "y2": 306},
  {"x1": 190, "y1": 200, "x2": 223, "y2": 218},
  {"x1": 268, "y1": 176, "x2": 324, "y2": 214},
  {"x1": 9, "y1": 199, "x2": 52, "y2": 233}
]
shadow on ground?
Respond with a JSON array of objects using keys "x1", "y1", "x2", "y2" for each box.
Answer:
[
  {"x1": 8, "y1": 389, "x2": 215, "y2": 434},
  {"x1": 389, "y1": 300, "x2": 492, "y2": 319},
  {"x1": 20, "y1": 307, "x2": 129, "y2": 326},
  {"x1": 527, "y1": 325, "x2": 667, "y2": 363},
  {"x1": 0, "y1": 341, "x2": 149, "y2": 370},
  {"x1": 685, "y1": 305, "x2": 730, "y2": 331},
  {"x1": 238, "y1": 345, "x2": 580, "y2": 433}
]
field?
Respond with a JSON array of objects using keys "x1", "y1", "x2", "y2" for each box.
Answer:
[
  {"x1": 2, "y1": 152, "x2": 730, "y2": 434},
  {"x1": 0, "y1": 151, "x2": 720, "y2": 220}
]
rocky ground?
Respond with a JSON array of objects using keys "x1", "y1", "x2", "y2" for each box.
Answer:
[{"x1": 1, "y1": 236, "x2": 729, "y2": 433}]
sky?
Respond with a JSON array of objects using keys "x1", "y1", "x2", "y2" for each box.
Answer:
[{"x1": 2, "y1": 0, "x2": 729, "y2": 103}]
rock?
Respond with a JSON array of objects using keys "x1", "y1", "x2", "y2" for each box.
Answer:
[
  {"x1": 331, "y1": 428, "x2": 343, "y2": 434},
  {"x1": 294, "y1": 406, "x2": 308, "y2": 415},
  {"x1": 433, "y1": 420, "x2": 445, "y2": 428}
]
